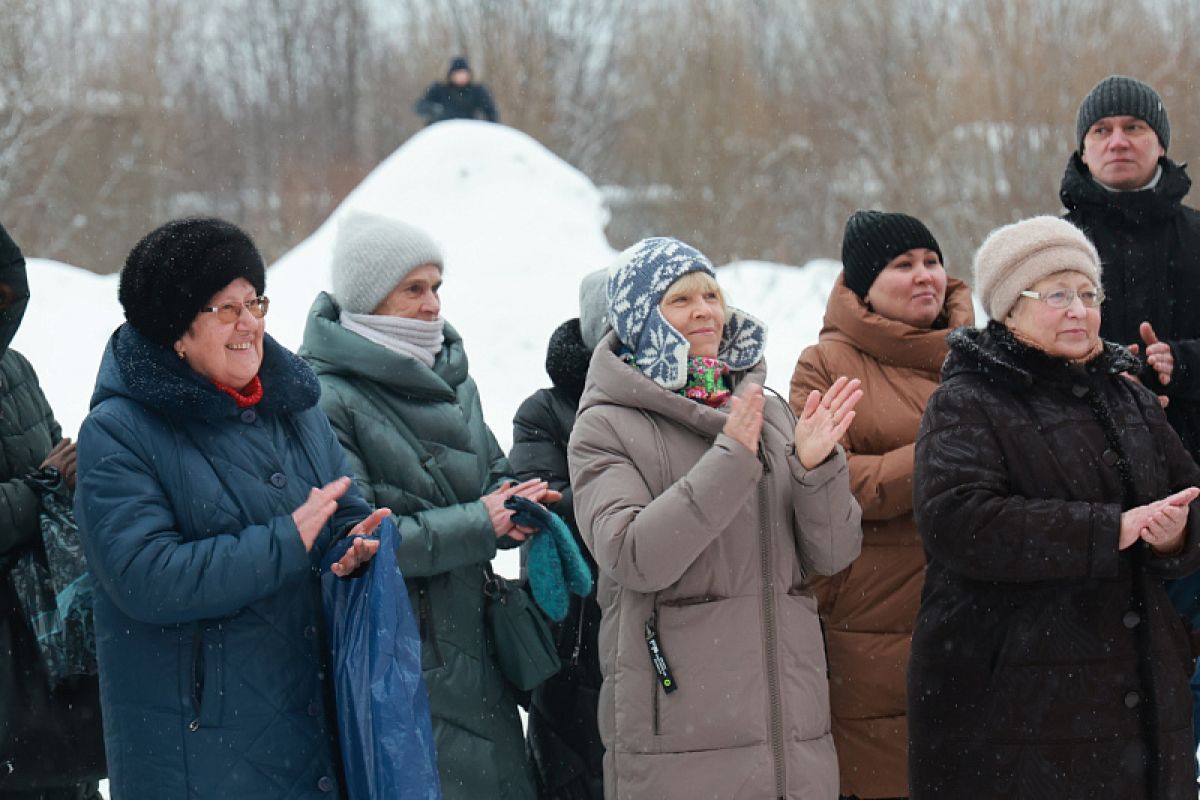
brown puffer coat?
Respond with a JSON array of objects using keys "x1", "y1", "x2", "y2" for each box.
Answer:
[
  {"x1": 789, "y1": 275, "x2": 974, "y2": 798},
  {"x1": 568, "y1": 334, "x2": 863, "y2": 800}
]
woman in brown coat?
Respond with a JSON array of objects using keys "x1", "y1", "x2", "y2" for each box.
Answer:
[
  {"x1": 568, "y1": 237, "x2": 864, "y2": 800},
  {"x1": 791, "y1": 211, "x2": 974, "y2": 799}
]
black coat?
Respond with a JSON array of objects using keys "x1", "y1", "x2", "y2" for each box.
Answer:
[
  {"x1": 1061, "y1": 154, "x2": 1200, "y2": 458},
  {"x1": 509, "y1": 319, "x2": 603, "y2": 800},
  {"x1": 909, "y1": 322, "x2": 1200, "y2": 799},
  {"x1": 0, "y1": 223, "x2": 105, "y2": 792},
  {"x1": 415, "y1": 81, "x2": 498, "y2": 124}
]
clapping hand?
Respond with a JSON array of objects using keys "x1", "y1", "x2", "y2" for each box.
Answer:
[
  {"x1": 723, "y1": 382, "x2": 765, "y2": 453},
  {"x1": 793, "y1": 377, "x2": 863, "y2": 469},
  {"x1": 1119, "y1": 486, "x2": 1199, "y2": 555}
]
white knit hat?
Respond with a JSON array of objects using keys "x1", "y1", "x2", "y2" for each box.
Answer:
[
  {"x1": 973, "y1": 216, "x2": 1101, "y2": 321},
  {"x1": 331, "y1": 210, "x2": 444, "y2": 314}
]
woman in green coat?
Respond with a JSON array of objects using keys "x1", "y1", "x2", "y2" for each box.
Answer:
[{"x1": 300, "y1": 210, "x2": 556, "y2": 800}]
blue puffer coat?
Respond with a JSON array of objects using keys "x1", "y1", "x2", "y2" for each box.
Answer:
[{"x1": 75, "y1": 323, "x2": 372, "y2": 800}]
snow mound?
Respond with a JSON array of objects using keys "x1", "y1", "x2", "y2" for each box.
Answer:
[
  {"x1": 268, "y1": 121, "x2": 617, "y2": 435},
  {"x1": 12, "y1": 121, "x2": 848, "y2": 450}
]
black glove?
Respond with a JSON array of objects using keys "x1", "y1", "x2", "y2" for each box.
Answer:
[{"x1": 504, "y1": 494, "x2": 553, "y2": 532}]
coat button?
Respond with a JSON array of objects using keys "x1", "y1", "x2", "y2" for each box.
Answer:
[
  {"x1": 240, "y1": 409, "x2": 257, "y2": 423},
  {"x1": 308, "y1": 701, "x2": 321, "y2": 717},
  {"x1": 304, "y1": 625, "x2": 317, "y2": 640},
  {"x1": 1123, "y1": 610, "x2": 1141, "y2": 628},
  {"x1": 1101, "y1": 449, "x2": 1120, "y2": 466},
  {"x1": 1124, "y1": 691, "x2": 1141, "y2": 708},
  {"x1": 269, "y1": 472, "x2": 288, "y2": 488},
  {"x1": 317, "y1": 776, "x2": 335, "y2": 792},
  {"x1": 188, "y1": 718, "x2": 200, "y2": 732}
]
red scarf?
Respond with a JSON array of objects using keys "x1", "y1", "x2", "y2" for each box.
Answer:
[{"x1": 212, "y1": 375, "x2": 263, "y2": 409}]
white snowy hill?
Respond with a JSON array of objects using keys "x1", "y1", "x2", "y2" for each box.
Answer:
[{"x1": 14, "y1": 121, "x2": 845, "y2": 443}]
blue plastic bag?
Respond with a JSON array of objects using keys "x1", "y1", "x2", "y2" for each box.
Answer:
[{"x1": 321, "y1": 517, "x2": 441, "y2": 800}]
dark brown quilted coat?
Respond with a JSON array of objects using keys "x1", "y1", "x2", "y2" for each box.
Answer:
[{"x1": 909, "y1": 321, "x2": 1200, "y2": 799}]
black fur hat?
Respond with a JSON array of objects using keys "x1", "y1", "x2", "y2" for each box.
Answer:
[{"x1": 118, "y1": 217, "x2": 266, "y2": 347}]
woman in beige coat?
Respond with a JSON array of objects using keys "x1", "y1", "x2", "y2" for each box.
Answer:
[
  {"x1": 790, "y1": 211, "x2": 973, "y2": 800},
  {"x1": 568, "y1": 237, "x2": 864, "y2": 800}
]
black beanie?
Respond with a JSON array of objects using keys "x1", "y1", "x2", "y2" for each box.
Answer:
[
  {"x1": 118, "y1": 217, "x2": 266, "y2": 347},
  {"x1": 448, "y1": 56, "x2": 471, "y2": 76},
  {"x1": 1076, "y1": 75, "x2": 1169, "y2": 152},
  {"x1": 841, "y1": 210, "x2": 942, "y2": 298}
]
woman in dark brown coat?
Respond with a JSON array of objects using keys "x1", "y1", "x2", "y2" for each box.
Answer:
[
  {"x1": 910, "y1": 215, "x2": 1200, "y2": 799},
  {"x1": 791, "y1": 210, "x2": 973, "y2": 799}
]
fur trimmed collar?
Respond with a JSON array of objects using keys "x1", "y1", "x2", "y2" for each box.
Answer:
[{"x1": 943, "y1": 320, "x2": 1139, "y2": 388}]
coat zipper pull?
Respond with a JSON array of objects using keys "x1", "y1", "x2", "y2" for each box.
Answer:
[
  {"x1": 570, "y1": 601, "x2": 585, "y2": 666},
  {"x1": 757, "y1": 442, "x2": 772, "y2": 472},
  {"x1": 645, "y1": 611, "x2": 678, "y2": 694}
]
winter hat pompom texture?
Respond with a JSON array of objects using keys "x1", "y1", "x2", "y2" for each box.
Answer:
[
  {"x1": 607, "y1": 236, "x2": 766, "y2": 390},
  {"x1": 973, "y1": 215, "x2": 1101, "y2": 321},
  {"x1": 841, "y1": 210, "x2": 942, "y2": 299},
  {"x1": 119, "y1": 217, "x2": 266, "y2": 348},
  {"x1": 1076, "y1": 74, "x2": 1169, "y2": 152},
  {"x1": 331, "y1": 210, "x2": 443, "y2": 315}
]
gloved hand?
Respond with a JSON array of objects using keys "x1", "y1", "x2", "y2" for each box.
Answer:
[{"x1": 504, "y1": 495, "x2": 593, "y2": 621}]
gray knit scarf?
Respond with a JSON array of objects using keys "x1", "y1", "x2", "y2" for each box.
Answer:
[{"x1": 339, "y1": 311, "x2": 444, "y2": 368}]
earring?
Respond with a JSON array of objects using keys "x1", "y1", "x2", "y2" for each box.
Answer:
[{"x1": 176, "y1": 350, "x2": 186, "y2": 360}]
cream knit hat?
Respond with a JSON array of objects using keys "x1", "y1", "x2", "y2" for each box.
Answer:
[
  {"x1": 973, "y1": 216, "x2": 1101, "y2": 321},
  {"x1": 331, "y1": 210, "x2": 443, "y2": 314}
]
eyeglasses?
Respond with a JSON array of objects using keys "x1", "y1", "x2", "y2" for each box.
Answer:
[
  {"x1": 1019, "y1": 287, "x2": 1104, "y2": 309},
  {"x1": 200, "y1": 296, "x2": 270, "y2": 323}
]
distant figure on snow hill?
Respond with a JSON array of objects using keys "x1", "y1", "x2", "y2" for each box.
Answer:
[{"x1": 415, "y1": 56, "x2": 499, "y2": 125}]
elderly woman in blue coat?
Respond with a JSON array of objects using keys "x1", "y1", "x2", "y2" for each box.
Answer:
[{"x1": 75, "y1": 218, "x2": 387, "y2": 799}]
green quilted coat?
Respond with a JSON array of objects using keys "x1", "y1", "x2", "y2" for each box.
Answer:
[{"x1": 300, "y1": 291, "x2": 535, "y2": 800}]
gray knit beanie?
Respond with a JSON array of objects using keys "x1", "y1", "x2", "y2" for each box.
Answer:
[
  {"x1": 578, "y1": 268, "x2": 610, "y2": 350},
  {"x1": 331, "y1": 210, "x2": 444, "y2": 314},
  {"x1": 1076, "y1": 75, "x2": 1169, "y2": 152},
  {"x1": 973, "y1": 216, "x2": 1101, "y2": 321}
]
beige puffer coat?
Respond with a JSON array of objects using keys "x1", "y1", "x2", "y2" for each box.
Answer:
[{"x1": 568, "y1": 335, "x2": 863, "y2": 800}]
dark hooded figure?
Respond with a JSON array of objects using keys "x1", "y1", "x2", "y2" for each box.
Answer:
[
  {"x1": 0, "y1": 222, "x2": 106, "y2": 799},
  {"x1": 415, "y1": 56, "x2": 499, "y2": 125},
  {"x1": 510, "y1": 270, "x2": 609, "y2": 800}
]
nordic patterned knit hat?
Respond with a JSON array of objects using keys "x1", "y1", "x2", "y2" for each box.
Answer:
[
  {"x1": 607, "y1": 237, "x2": 766, "y2": 390},
  {"x1": 1076, "y1": 75, "x2": 1170, "y2": 152},
  {"x1": 331, "y1": 210, "x2": 443, "y2": 315}
]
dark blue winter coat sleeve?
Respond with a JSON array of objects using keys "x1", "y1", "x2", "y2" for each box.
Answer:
[{"x1": 76, "y1": 406, "x2": 314, "y2": 626}]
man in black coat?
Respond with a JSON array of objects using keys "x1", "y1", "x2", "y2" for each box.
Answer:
[
  {"x1": 1060, "y1": 72, "x2": 1200, "y2": 762},
  {"x1": 415, "y1": 56, "x2": 499, "y2": 125}
]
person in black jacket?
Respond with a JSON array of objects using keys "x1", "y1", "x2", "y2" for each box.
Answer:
[
  {"x1": 1060, "y1": 73, "x2": 1200, "y2": 755},
  {"x1": 909, "y1": 215, "x2": 1200, "y2": 799},
  {"x1": 0, "y1": 222, "x2": 105, "y2": 799},
  {"x1": 415, "y1": 56, "x2": 499, "y2": 125},
  {"x1": 509, "y1": 270, "x2": 608, "y2": 800}
]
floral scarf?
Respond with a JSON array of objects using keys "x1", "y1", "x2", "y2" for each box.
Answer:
[{"x1": 678, "y1": 356, "x2": 731, "y2": 407}]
